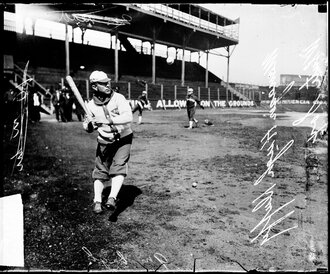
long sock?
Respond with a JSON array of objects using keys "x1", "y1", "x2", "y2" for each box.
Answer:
[
  {"x1": 189, "y1": 121, "x2": 193, "y2": 128},
  {"x1": 93, "y1": 179, "x2": 104, "y2": 203},
  {"x1": 138, "y1": 116, "x2": 142, "y2": 124},
  {"x1": 109, "y1": 175, "x2": 124, "y2": 200}
]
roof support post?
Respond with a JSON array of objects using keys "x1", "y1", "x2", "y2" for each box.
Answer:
[
  {"x1": 109, "y1": 33, "x2": 112, "y2": 49},
  {"x1": 205, "y1": 49, "x2": 209, "y2": 88},
  {"x1": 226, "y1": 46, "x2": 230, "y2": 103},
  {"x1": 152, "y1": 28, "x2": 156, "y2": 84},
  {"x1": 181, "y1": 36, "x2": 186, "y2": 87},
  {"x1": 114, "y1": 30, "x2": 119, "y2": 82},
  {"x1": 32, "y1": 18, "x2": 36, "y2": 36},
  {"x1": 216, "y1": 16, "x2": 218, "y2": 32},
  {"x1": 65, "y1": 22, "x2": 70, "y2": 76}
]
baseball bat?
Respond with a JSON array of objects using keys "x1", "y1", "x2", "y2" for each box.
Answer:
[{"x1": 66, "y1": 76, "x2": 93, "y2": 117}]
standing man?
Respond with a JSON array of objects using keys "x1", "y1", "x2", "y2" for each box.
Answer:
[
  {"x1": 52, "y1": 87, "x2": 66, "y2": 122},
  {"x1": 83, "y1": 70, "x2": 133, "y2": 214},
  {"x1": 131, "y1": 90, "x2": 152, "y2": 124},
  {"x1": 64, "y1": 89, "x2": 74, "y2": 122},
  {"x1": 186, "y1": 88, "x2": 204, "y2": 129},
  {"x1": 30, "y1": 89, "x2": 41, "y2": 123}
]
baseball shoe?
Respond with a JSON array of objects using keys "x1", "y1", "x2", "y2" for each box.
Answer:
[
  {"x1": 105, "y1": 197, "x2": 117, "y2": 210},
  {"x1": 93, "y1": 202, "x2": 103, "y2": 214}
]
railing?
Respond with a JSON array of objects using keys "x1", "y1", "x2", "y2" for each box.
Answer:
[
  {"x1": 132, "y1": 4, "x2": 239, "y2": 41},
  {"x1": 12, "y1": 64, "x2": 53, "y2": 111},
  {"x1": 14, "y1": 64, "x2": 52, "y2": 97},
  {"x1": 112, "y1": 80, "x2": 243, "y2": 103},
  {"x1": 220, "y1": 81, "x2": 250, "y2": 101}
]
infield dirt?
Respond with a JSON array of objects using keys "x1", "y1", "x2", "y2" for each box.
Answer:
[{"x1": 2, "y1": 107, "x2": 328, "y2": 271}]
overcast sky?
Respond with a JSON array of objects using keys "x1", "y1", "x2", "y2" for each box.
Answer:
[{"x1": 198, "y1": 4, "x2": 328, "y2": 86}]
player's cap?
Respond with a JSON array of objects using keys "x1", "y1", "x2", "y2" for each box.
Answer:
[
  {"x1": 89, "y1": 71, "x2": 111, "y2": 83},
  {"x1": 142, "y1": 90, "x2": 147, "y2": 94},
  {"x1": 187, "y1": 88, "x2": 194, "y2": 94}
]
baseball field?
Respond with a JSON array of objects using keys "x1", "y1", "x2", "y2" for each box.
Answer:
[{"x1": 2, "y1": 106, "x2": 328, "y2": 271}]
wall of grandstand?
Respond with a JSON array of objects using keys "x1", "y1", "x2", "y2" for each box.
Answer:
[{"x1": 130, "y1": 99, "x2": 255, "y2": 109}]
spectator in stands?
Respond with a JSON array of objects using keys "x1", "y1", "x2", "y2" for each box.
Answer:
[
  {"x1": 131, "y1": 90, "x2": 152, "y2": 124},
  {"x1": 52, "y1": 87, "x2": 66, "y2": 122},
  {"x1": 186, "y1": 87, "x2": 204, "y2": 129}
]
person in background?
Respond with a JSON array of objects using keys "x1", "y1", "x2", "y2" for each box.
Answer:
[
  {"x1": 131, "y1": 90, "x2": 152, "y2": 124},
  {"x1": 30, "y1": 89, "x2": 41, "y2": 123},
  {"x1": 64, "y1": 89, "x2": 74, "y2": 122},
  {"x1": 52, "y1": 87, "x2": 66, "y2": 122},
  {"x1": 186, "y1": 87, "x2": 204, "y2": 129}
]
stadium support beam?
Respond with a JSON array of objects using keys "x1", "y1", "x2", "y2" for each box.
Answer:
[
  {"x1": 205, "y1": 49, "x2": 209, "y2": 88},
  {"x1": 32, "y1": 18, "x2": 36, "y2": 36},
  {"x1": 65, "y1": 23, "x2": 70, "y2": 76},
  {"x1": 226, "y1": 46, "x2": 230, "y2": 102},
  {"x1": 115, "y1": 30, "x2": 119, "y2": 82},
  {"x1": 152, "y1": 28, "x2": 156, "y2": 84},
  {"x1": 181, "y1": 36, "x2": 186, "y2": 87},
  {"x1": 225, "y1": 45, "x2": 237, "y2": 102},
  {"x1": 109, "y1": 33, "x2": 112, "y2": 49}
]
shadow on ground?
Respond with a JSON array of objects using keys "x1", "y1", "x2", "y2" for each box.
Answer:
[{"x1": 102, "y1": 185, "x2": 142, "y2": 222}]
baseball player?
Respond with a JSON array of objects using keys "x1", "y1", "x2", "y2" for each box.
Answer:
[
  {"x1": 131, "y1": 90, "x2": 152, "y2": 124},
  {"x1": 83, "y1": 70, "x2": 133, "y2": 214},
  {"x1": 186, "y1": 88, "x2": 204, "y2": 129}
]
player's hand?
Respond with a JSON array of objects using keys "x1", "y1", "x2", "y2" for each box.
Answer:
[{"x1": 83, "y1": 115, "x2": 96, "y2": 132}]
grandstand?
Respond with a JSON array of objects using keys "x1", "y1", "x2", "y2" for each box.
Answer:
[
  {"x1": 3, "y1": 3, "x2": 325, "y2": 112},
  {"x1": 3, "y1": 3, "x2": 248, "y2": 109}
]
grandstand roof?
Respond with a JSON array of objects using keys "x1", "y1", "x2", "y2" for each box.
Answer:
[{"x1": 27, "y1": 3, "x2": 239, "y2": 52}]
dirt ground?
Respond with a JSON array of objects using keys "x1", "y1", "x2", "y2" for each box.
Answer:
[{"x1": 2, "y1": 106, "x2": 328, "y2": 271}]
